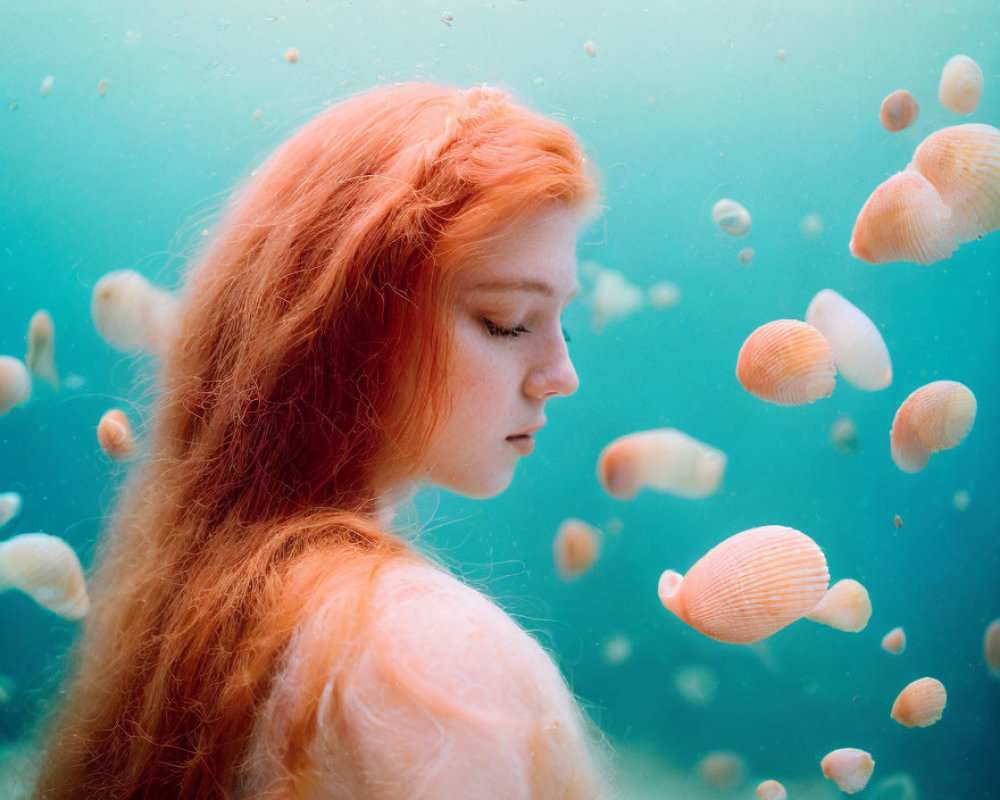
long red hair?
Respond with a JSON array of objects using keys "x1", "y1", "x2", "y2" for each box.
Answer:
[{"x1": 32, "y1": 81, "x2": 599, "y2": 799}]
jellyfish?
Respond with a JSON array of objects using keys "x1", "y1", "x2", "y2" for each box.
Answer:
[
  {"x1": 285, "y1": 47, "x2": 299, "y2": 63},
  {"x1": 97, "y1": 409, "x2": 136, "y2": 462},
  {"x1": 805, "y1": 289, "x2": 891, "y2": 392},
  {"x1": 673, "y1": 664, "x2": 718, "y2": 706},
  {"x1": 26, "y1": 310, "x2": 59, "y2": 390},
  {"x1": 805, "y1": 578, "x2": 872, "y2": 632},
  {"x1": 736, "y1": 320, "x2": 836, "y2": 405},
  {"x1": 646, "y1": 280, "x2": 680, "y2": 310},
  {"x1": 879, "y1": 90, "x2": 919, "y2": 133},
  {"x1": 881, "y1": 626, "x2": 906, "y2": 655},
  {"x1": 91, "y1": 269, "x2": 178, "y2": 356},
  {"x1": 737, "y1": 247, "x2": 755, "y2": 265},
  {"x1": 712, "y1": 198, "x2": 752, "y2": 236},
  {"x1": 890, "y1": 381, "x2": 976, "y2": 473},
  {"x1": 891, "y1": 677, "x2": 946, "y2": 727},
  {"x1": 0, "y1": 492, "x2": 22, "y2": 531},
  {"x1": 0, "y1": 356, "x2": 32, "y2": 416},
  {"x1": 0, "y1": 532, "x2": 89, "y2": 620},
  {"x1": 696, "y1": 751, "x2": 745, "y2": 789},
  {"x1": 938, "y1": 55, "x2": 983, "y2": 115},
  {"x1": 589, "y1": 266, "x2": 643, "y2": 333},
  {"x1": 799, "y1": 213, "x2": 824, "y2": 237},
  {"x1": 821, "y1": 748, "x2": 875, "y2": 794},
  {"x1": 984, "y1": 619, "x2": 1000, "y2": 678},
  {"x1": 830, "y1": 415, "x2": 859, "y2": 452},
  {"x1": 756, "y1": 779, "x2": 787, "y2": 800},
  {"x1": 553, "y1": 518, "x2": 600, "y2": 580}
]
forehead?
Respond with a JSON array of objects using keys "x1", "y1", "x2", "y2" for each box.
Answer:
[{"x1": 462, "y1": 203, "x2": 579, "y2": 294}]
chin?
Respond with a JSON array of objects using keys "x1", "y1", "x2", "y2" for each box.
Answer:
[{"x1": 443, "y1": 466, "x2": 515, "y2": 499}]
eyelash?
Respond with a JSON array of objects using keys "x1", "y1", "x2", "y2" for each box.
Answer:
[{"x1": 482, "y1": 318, "x2": 572, "y2": 342}]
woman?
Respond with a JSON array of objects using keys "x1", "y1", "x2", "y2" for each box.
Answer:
[{"x1": 34, "y1": 82, "x2": 609, "y2": 799}]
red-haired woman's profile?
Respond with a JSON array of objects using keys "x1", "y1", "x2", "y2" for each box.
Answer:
[{"x1": 33, "y1": 82, "x2": 608, "y2": 799}]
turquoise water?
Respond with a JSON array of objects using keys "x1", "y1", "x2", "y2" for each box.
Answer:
[{"x1": 2, "y1": 1, "x2": 998, "y2": 797}]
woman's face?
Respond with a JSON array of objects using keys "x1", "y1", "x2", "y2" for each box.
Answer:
[{"x1": 417, "y1": 202, "x2": 581, "y2": 498}]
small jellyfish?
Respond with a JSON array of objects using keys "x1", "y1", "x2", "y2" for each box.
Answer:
[
  {"x1": 440, "y1": 12, "x2": 454, "y2": 26},
  {"x1": 849, "y1": 170, "x2": 957, "y2": 265},
  {"x1": 894, "y1": 514, "x2": 903, "y2": 529},
  {"x1": 890, "y1": 381, "x2": 976, "y2": 473},
  {"x1": 881, "y1": 626, "x2": 906, "y2": 655},
  {"x1": 605, "y1": 517, "x2": 624, "y2": 536},
  {"x1": 646, "y1": 280, "x2": 681, "y2": 310},
  {"x1": 805, "y1": 578, "x2": 872, "y2": 632},
  {"x1": 96, "y1": 79, "x2": 109, "y2": 96},
  {"x1": 712, "y1": 198, "x2": 752, "y2": 236},
  {"x1": 756, "y1": 779, "x2": 787, "y2": 800},
  {"x1": 908, "y1": 123, "x2": 1000, "y2": 245},
  {"x1": 97, "y1": 409, "x2": 136, "y2": 462},
  {"x1": 697, "y1": 751, "x2": 746, "y2": 789},
  {"x1": 0, "y1": 532, "x2": 90, "y2": 620},
  {"x1": 821, "y1": 748, "x2": 875, "y2": 794},
  {"x1": 583, "y1": 40, "x2": 597, "y2": 57},
  {"x1": 805, "y1": 289, "x2": 891, "y2": 391},
  {"x1": 589, "y1": 266, "x2": 643, "y2": 333},
  {"x1": 553, "y1": 518, "x2": 600, "y2": 580},
  {"x1": 952, "y1": 489, "x2": 971, "y2": 511},
  {"x1": 880, "y1": 90, "x2": 919, "y2": 133},
  {"x1": 737, "y1": 247, "x2": 755, "y2": 265},
  {"x1": 0, "y1": 492, "x2": 23, "y2": 530},
  {"x1": 601, "y1": 632, "x2": 633, "y2": 666},
  {"x1": 0, "y1": 356, "x2": 32, "y2": 416},
  {"x1": 91, "y1": 269, "x2": 179, "y2": 356},
  {"x1": 869, "y1": 772, "x2": 920, "y2": 800},
  {"x1": 251, "y1": 108, "x2": 263, "y2": 121},
  {"x1": 830, "y1": 415, "x2": 859, "y2": 452},
  {"x1": 597, "y1": 428, "x2": 726, "y2": 500},
  {"x1": 983, "y1": 619, "x2": 1000, "y2": 678},
  {"x1": 736, "y1": 320, "x2": 836, "y2": 405},
  {"x1": 26, "y1": 310, "x2": 59, "y2": 390},
  {"x1": 891, "y1": 677, "x2": 946, "y2": 727},
  {"x1": 775, "y1": 48, "x2": 787, "y2": 61},
  {"x1": 673, "y1": 664, "x2": 718, "y2": 706},
  {"x1": 63, "y1": 374, "x2": 86, "y2": 391},
  {"x1": 658, "y1": 525, "x2": 829, "y2": 644},
  {"x1": 799, "y1": 213, "x2": 824, "y2": 237},
  {"x1": 284, "y1": 47, "x2": 299, "y2": 63},
  {"x1": 938, "y1": 55, "x2": 983, "y2": 115},
  {"x1": 40, "y1": 75, "x2": 54, "y2": 96}
]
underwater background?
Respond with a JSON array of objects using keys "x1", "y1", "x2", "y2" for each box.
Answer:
[{"x1": 1, "y1": 1, "x2": 998, "y2": 797}]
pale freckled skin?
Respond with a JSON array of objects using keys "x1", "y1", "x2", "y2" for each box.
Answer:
[{"x1": 409, "y1": 202, "x2": 581, "y2": 499}]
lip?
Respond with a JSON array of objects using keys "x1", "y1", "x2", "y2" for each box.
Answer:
[
  {"x1": 506, "y1": 434, "x2": 535, "y2": 455},
  {"x1": 509, "y1": 419, "x2": 546, "y2": 438}
]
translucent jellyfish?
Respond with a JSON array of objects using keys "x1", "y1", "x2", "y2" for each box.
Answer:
[
  {"x1": 658, "y1": 526, "x2": 828, "y2": 644},
  {"x1": 736, "y1": 320, "x2": 836, "y2": 405},
  {"x1": 890, "y1": 381, "x2": 976, "y2": 472},
  {"x1": 799, "y1": 213, "x2": 824, "y2": 237},
  {"x1": 821, "y1": 748, "x2": 875, "y2": 794},
  {"x1": 880, "y1": 90, "x2": 919, "y2": 133},
  {"x1": 553, "y1": 518, "x2": 600, "y2": 580},
  {"x1": 869, "y1": 772, "x2": 920, "y2": 800},
  {"x1": 597, "y1": 428, "x2": 726, "y2": 500},
  {"x1": 91, "y1": 269, "x2": 179, "y2": 356},
  {"x1": 894, "y1": 514, "x2": 903, "y2": 529},
  {"x1": 0, "y1": 356, "x2": 32, "y2": 416},
  {"x1": 583, "y1": 40, "x2": 596, "y2": 57},
  {"x1": 0, "y1": 532, "x2": 90, "y2": 620},
  {"x1": 0, "y1": 492, "x2": 22, "y2": 530},
  {"x1": 757, "y1": 779, "x2": 787, "y2": 800},
  {"x1": 285, "y1": 47, "x2": 299, "y2": 63},
  {"x1": 600, "y1": 633, "x2": 633, "y2": 666},
  {"x1": 737, "y1": 247, "x2": 755, "y2": 265},
  {"x1": 25, "y1": 310, "x2": 59, "y2": 390},
  {"x1": 891, "y1": 677, "x2": 946, "y2": 727},
  {"x1": 697, "y1": 751, "x2": 746, "y2": 789},
  {"x1": 849, "y1": 171, "x2": 957, "y2": 265},
  {"x1": 97, "y1": 79, "x2": 109, "y2": 96},
  {"x1": 939, "y1": 55, "x2": 983, "y2": 115},
  {"x1": 712, "y1": 198, "x2": 752, "y2": 236},
  {"x1": 40, "y1": 75, "x2": 54, "y2": 96},
  {"x1": 646, "y1": 280, "x2": 680, "y2": 310},
  {"x1": 881, "y1": 626, "x2": 906, "y2": 655},
  {"x1": 830, "y1": 415, "x2": 859, "y2": 452},
  {"x1": 97, "y1": 409, "x2": 136, "y2": 462},
  {"x1": 673, "y1": 664, "x2": 718, "y2": 705},
  {"x1": 804, "y1": 578, "x2": 872, "y2": 632},
  {"x1": 589, "y1": 266, "x2": 643, "y2": 333},
  {"x1": 982, "y1": 619, "x2": 1000, "y2": 678},
  {"x1": 952, "y1": 488, "x2": 971, "y2": 511},
  {"x1": 775, "y1": 49, "x2": 787, "y2": 61},
  {"x1": 805, "y1": 289, "x2": 891, "y2": 391}
]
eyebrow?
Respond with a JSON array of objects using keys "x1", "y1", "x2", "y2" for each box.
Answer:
[{"x1": 468, "y1": 279, "x2": 580, "y2": 300}]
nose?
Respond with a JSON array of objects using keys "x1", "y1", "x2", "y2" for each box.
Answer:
[{"x1": 523, "y1": 336, "x2": 579, "y2": 400}]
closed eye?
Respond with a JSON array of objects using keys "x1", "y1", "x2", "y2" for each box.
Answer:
[{"x1": 483, "y1": 318, "x2": 530, "y2": 337}]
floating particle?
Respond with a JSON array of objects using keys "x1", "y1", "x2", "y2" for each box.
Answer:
[
  {"x1": 674, "y1": 664, "x2": 718, "y2": 706},
  {"x1": 736, "y1": 320, "x2": 836, "y2": 405},
  {"x1": 601, "y1": 632, "x2": 633, "y2": 665},
  {"x1": 984, "y1": 619, "x2": 1000, "y2": 678},
  {"x1": 908, "y1": 123, "x2": 1000, "y2": 245},
  {"x1": 597, "y1": 428, "x2": 726, "y2": 500},
  {"x1": 40, "y1": 75, "x2": 54, "y2": 96},
  {"x1": 96, "y1": 79, "x2": 109, "y2": 96},
  {"x1": 952, "y1": 489, "x2": 971, "y2": 511},
  {"x1": 712, "y1": 198, "x2": 752, "y2": 235},
  {"x1": 737, "y1": 247, "x2": 754, "y2": 265},
  {"x1": 891, "y1": 677, "x2": 946, "y2": 727},
  {"x1": 533, "y1": 76, "x2": 544, "y2": 86},
  {"x1": 799, "y1": 213, "x2": 824, "y2": 237},
  {"x1": 892, "y1": 514, "x2": 903, "y2": 530},
  {"x1": 881, "y1": 626, "x2": 906, "y2": 655},
  {"x1": 646, "y1": 280, "x2": 680, "y2": 310},
  {"x1": 553, "y1": 518, "x2": 600, "y2": 580},
  {"x1": 0, "y1": 356, "x2": 32, "y2": 416},
  {"x1": 830, "y1": 415, "x2": 859, "y2": 452},
  {"x1": 890, "y1": 381, "x2": 976, "y2": 473},
  {"x1": 775, "y1": 48, "x2": 787, "y2": 61},
  {"x1": 440, "y1": 12, "x2": 454, "y2": 26},
  {"x1": 91, "y1": 269, "x2": 179, "y2": 357},
  {"x1": 9, "y1": 102, "x2": 18, "y2": 111},
  {"x1": 0, "y1": 492, "x2": 22, "y2": 530},
  {"x1": 658, "y1": 525, "x2": 828, "y2": 644},
  {"x1": 251, "y1": 108, "x2": 263, "y2": 121},
  {"x1": 583, "y1": 40, "x2": 597, "y2": 57},
  {"x1": 590, "y1": 266, "x2": 643, "y2": 333},
  {"x1": 756, "y1": 779, "x2": 786, "y2": 800},
  {"x1": 26, "y1": 310, "x2": 59, "y2": 390},
  {"x1": 939, "y1": 55, "x2": 983, "y2": 115},
  {"x1": 697, "y1": 751, "x2": 746, "y2": 789},
  {"x1": 821, "y1": 748, "x2": 874, "y2": 794},
  {"x1": 285, "y1": 47, "x2": 299, "y2": 63},
  {"x1": 849, "y1": 170, "x2": 957, "y2": 264},
  {"x1": 805, "y1": 578, "x2": 872, "y2": 632},
  {"x1": 0, "y1": 532, "x2": 90, "y2": 620},
  {"x1": 880, "y1": 89, "x2": 919, "y2": 132},
  {"x1": 97, "y1": 409, "x2": 136, "y2": 462},
  {"x1": 806, "y1": 289, "x2": 891, "y2": 391}
]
